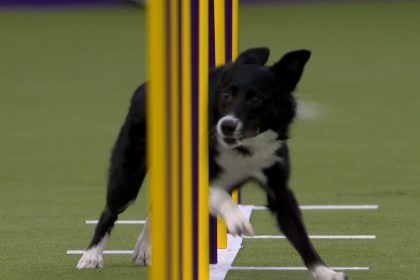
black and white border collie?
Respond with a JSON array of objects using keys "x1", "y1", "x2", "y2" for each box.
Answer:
[{"x1": 77, "y1": 47, "x2": 349, "y2": 280}]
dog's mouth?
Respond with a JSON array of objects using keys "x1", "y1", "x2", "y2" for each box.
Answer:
[
  {"x1": 243, "y1": 126, "x2": 260, "y2": 138},
  {"x1": 222, "y1": 137, "x2": 239, "y2": 146},
  {"x1": 219, "y1": 126, "x2": 260, "y2": 148}
]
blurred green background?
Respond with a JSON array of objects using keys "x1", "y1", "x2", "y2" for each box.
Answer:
[{"x1": 1, "y1": 1, "x2": 420, "y2": 279}]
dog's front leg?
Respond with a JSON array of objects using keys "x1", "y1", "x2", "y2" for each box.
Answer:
[
  {"x1": 209, "y1": 187, "x2": 254, "y2": 236},
  {"x1": 266, "y1": 181, "x2": 349, "y2": 280}
]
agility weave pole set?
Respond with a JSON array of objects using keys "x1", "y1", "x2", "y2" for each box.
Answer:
[{"x1": 147, "y1": 0, "x2": 238, "y2": 279}]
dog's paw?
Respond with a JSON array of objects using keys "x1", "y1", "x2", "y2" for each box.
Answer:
[
  {"x1": 223, "y1": 208, "x2": 254, "y2": 236},
  {"x1": 76, "y1": 249, "x2": 104, "y2": 269},
  {"x1": 311, "y1": 266, "x2": 349, "y2": 280},
  {"x1": 133, "y1": 232, "x2": 152, "y2": 266}
]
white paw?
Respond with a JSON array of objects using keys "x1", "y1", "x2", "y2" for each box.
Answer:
[
  {"x1": 209, "y1": 187, "x2": 254, "y2": 236},
  {"x1": 76, "y1": 248, "x2": 104, "y2": 269},
  {"x1": 311, "y1": 266, "x2": 349, "y2": 280},
  {"x1": 223, "y1": 207, "x2": 254, "y2": 236},
  {"x1": 133, "y1": 216, "x2": 151, "y2": 266},
  {"x1": 132, "y1": 232, "x2": 152, "y2": 266}
]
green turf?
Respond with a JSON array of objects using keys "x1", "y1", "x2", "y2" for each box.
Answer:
[
  {"x1": 0, "y1": 7, "x2": 149, "y2": 280},
  {"x1": 1, "y1": 2, "x2": 420, "y2": 279}
]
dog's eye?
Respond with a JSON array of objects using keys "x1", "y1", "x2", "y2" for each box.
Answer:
[
  {"x1": 222, "y1": 91, "x2": 233, "y2": 102},
  {"x1": 248, "y1": 96, "x2": 262, "y2": 105}
]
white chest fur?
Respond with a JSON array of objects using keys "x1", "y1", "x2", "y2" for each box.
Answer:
[{"x1": 212, "y1": 130, "x2": 283, "y2": 189}]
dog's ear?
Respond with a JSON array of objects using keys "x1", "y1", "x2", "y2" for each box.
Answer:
[
  {"x1": 271, "y1": 49, "x2": 311, "y2": 92},
  {"x1": 236, "y1": 47, "x2": 270, "y2": 66}
]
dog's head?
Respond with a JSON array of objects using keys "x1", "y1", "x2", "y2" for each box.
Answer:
[{"x1": 210, "y1": 47, "x2": 311, "y2": 148}]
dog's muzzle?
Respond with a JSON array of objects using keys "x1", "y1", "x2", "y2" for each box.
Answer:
[
  {"x1": 220, "y1": 119, "x2": 240, "y2": 137},
  {"x1": 217, "y1": 116, "x2": 242, "y2": 147}
]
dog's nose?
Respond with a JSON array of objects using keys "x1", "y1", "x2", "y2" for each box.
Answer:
[{"x1": 220, "y1": 119, "x2": 239, "y2": 136}]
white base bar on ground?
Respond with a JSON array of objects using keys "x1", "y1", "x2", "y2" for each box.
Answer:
[
  {"x1": 67, "y1": 250, "x2": 133, "y2": 255},
  {"x1": 70, "y1": 203, "x2": 375, "y2": 279},
  {"x1": 230, "y1": 266, "x2": 369, "y2": 271},
  {"x1": 252, "y1": 205, "x2": 379, "y2": 210},
  {"x1": 209, "y1": 205, "x2": 373, "y2": 279},
  {"x1": 245, "y1": 235, "x2": 376, "y2": 240},
  {"x1": 83, "y1": 204, "x2": 378, "y2": 225},
  {"x1": 85, "y1": 220, "x2": 145, "y2": 225}
]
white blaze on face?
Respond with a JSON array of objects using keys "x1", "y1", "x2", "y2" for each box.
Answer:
[{"x1": 216, "y1": 115, "x2": 243, "y2": 147}]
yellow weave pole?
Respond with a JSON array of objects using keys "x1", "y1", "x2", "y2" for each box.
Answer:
[
  {"x1": 147, "y1": 0, "x2": 167, "y2": 278},
  {"x1": 214, "y1": 0, "x2": 226, "y2": 67},
  {"x1": 148, "y1": 0, "x2": 209, "y2": 279},
  {"x1": 181, "y1": 0, "x2": 193, "y2": 278},
  {"x1": 232, "y1": 0, "x2": 238, "y2": 59},
  {"x1": 231, "y1": 0, "x2": 240, "y2": 206},
  {"x1": 198, "y1": 0, "x2": 210, "y2": 278},
  {"x1": 214, "y1": 0, "x2": 239, "y2": 250},
  {"x1": 214, "y1": 0, "x2": 228, "y2": 250}
]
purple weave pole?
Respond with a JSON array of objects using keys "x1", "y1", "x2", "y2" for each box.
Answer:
[{"x1": 208, "y1": 0, "x2": 218, "y2": 266}]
